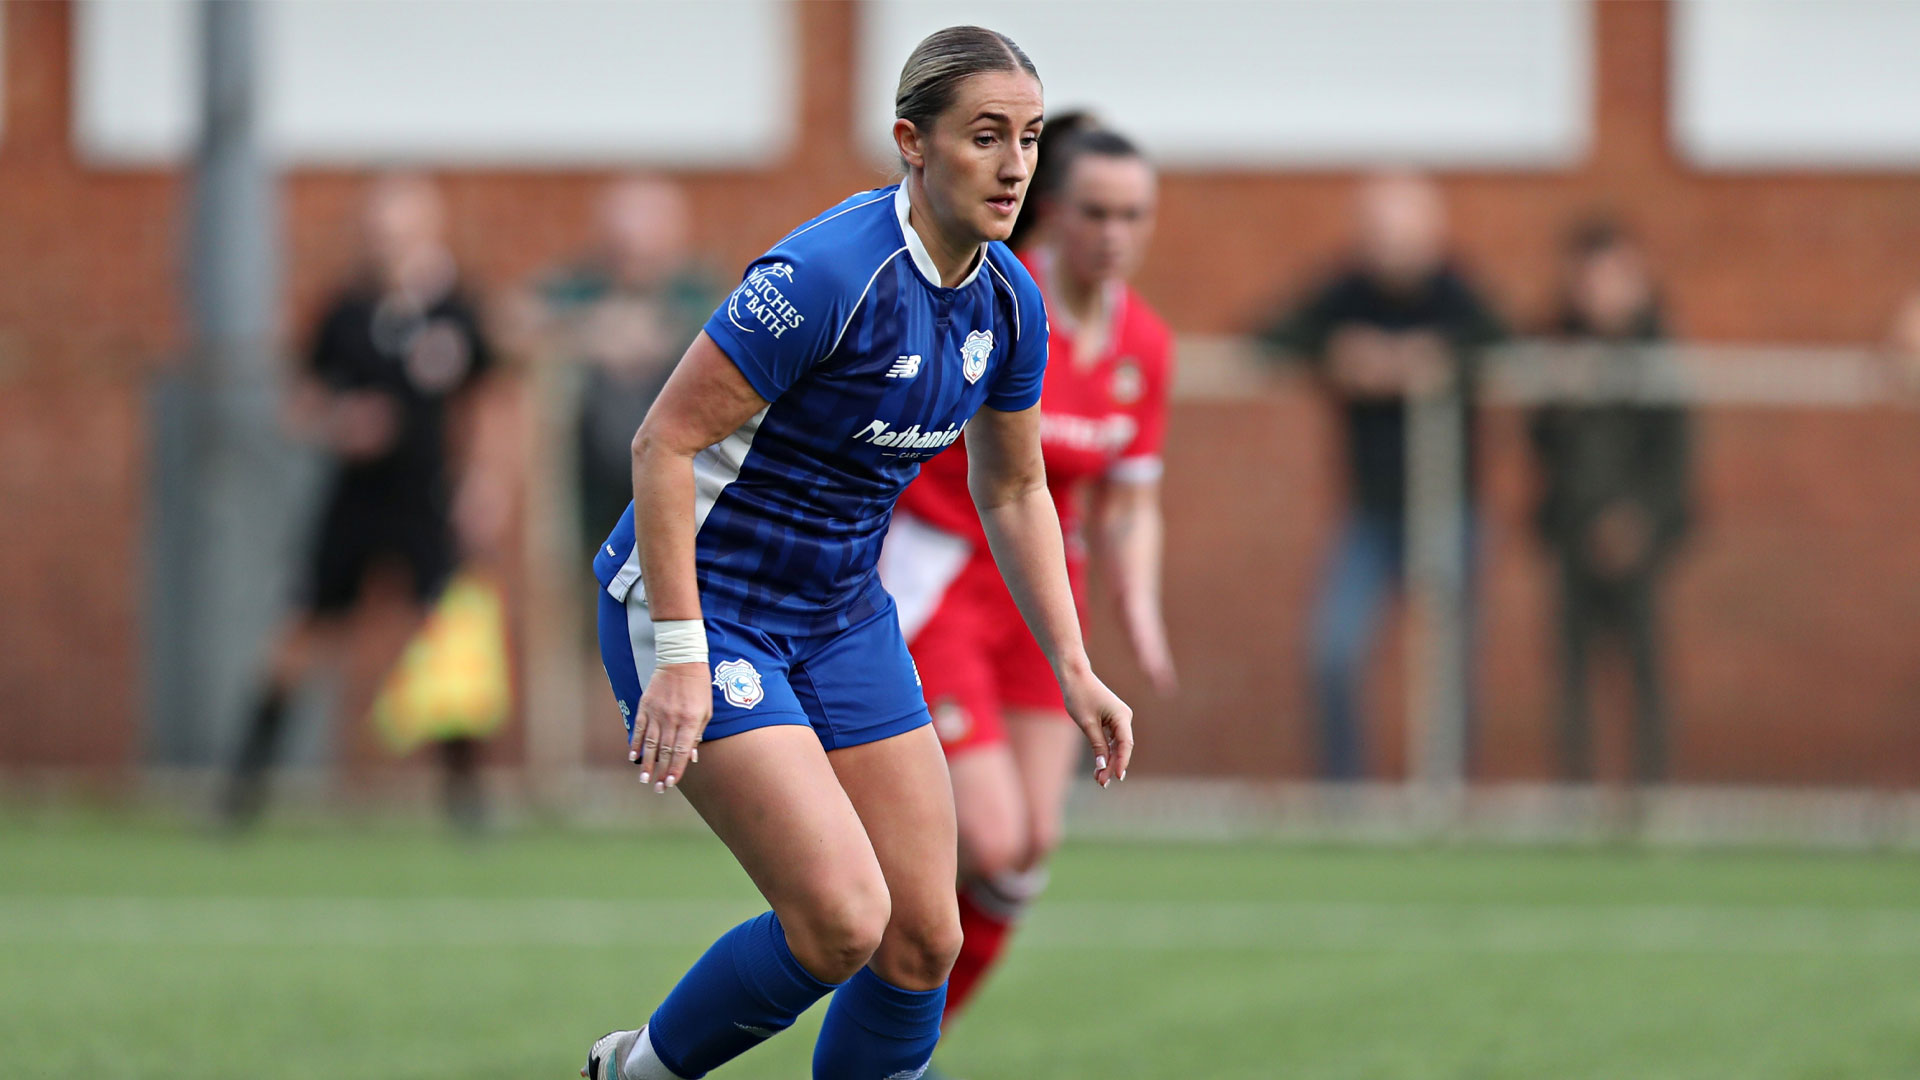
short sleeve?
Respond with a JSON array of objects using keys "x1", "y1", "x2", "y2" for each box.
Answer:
[
  {"x1": 702, "y1": 253, "x2": 849, "y2": 403},
  {"x1": 1255, "y1": 277, "x2": 1344, "y2": 366},
  {"x1": 1109, "y1": 332, "x2": 1174, "y2": 484},
  {"x1": 985, "y1": 258, "x2": 1049, "y2": 412}
]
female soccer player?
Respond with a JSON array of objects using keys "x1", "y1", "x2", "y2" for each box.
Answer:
[
  {"x1": 880, "y1": 125, "x2": 1176, "y2": 1031},
  {"x1": 583, "y1": 26, "x2": 1133, "y2": 1080}
]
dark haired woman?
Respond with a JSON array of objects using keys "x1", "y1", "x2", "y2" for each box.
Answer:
[
  {"x1": 882, "y1": 126, "x2": 1175, "y2": 1040},
  {"x1": 582, "y1": 26, "x2": 1133, "y2": 1080},
  {"x1": 1002, "y1": 108, "x2": 1097, "y2": 252}
]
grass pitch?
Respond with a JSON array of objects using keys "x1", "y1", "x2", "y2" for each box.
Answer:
[{"x1": 5, "y1": 815, "x2": 1920, "y2": 1078}]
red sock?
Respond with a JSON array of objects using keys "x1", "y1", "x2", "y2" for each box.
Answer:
[{"x1": 944, "y1": 886, "x2": 1015, "y2": 1023}]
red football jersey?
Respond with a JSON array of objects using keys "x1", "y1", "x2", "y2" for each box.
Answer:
[{"x1": 895, "y1": 249, "x2": 1174, "y2": 561}]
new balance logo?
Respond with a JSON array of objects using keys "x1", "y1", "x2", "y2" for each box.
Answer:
[{"x1": 887, "y1": 354, "x2": 923, "y2": 378}]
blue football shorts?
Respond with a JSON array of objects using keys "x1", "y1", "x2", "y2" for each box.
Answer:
[{"x1": 598, "y1": 589, "x2": 932, "y2": 752}]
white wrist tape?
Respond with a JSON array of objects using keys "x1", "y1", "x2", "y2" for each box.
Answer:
[{"x1": 652, "y1": 620, "x2": 708, "y2": 667}]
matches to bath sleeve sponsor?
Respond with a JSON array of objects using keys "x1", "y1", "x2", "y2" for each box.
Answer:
[{"x1": 707, "y1": 257, "x2": 843, "y2": 403}]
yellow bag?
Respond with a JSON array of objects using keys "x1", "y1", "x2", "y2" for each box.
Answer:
[{"x1": 371, "y1": 574, "x2": 512, "y2": 753}]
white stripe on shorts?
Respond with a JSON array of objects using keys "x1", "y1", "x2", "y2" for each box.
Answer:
[{"x1": 624, "y1": 591, "x2": 658, "y2": 677}]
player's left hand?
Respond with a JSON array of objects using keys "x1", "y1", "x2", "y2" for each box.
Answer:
[{"x1": 1060, "y1": 665, "x2": 1133, "y2": 788}]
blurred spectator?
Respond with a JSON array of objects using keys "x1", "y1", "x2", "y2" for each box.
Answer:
[
  {"x1": 1257, "y1": 171, "x2": 1503, "y2": 781},
  {"x1": 534, "y1": 176, "x2": 717, "y2": 549},
  {"x1": 221, "y1": 174, "x2": 507, "y2": 832},
  {"x1": 1530, "y1": 220, "x2": 1691, "y2": 785}
]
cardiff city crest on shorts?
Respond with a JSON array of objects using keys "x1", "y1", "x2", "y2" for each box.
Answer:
[
  {"x1": 960, "y1": 329, "x2": 994, "y2": 384},
  {"x1": 712, "y1": 658, "x2": 765, "y2": 709}
]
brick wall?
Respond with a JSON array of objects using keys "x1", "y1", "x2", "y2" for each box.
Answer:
[{"x1": 4, "y1": 1, "x2": 1919, "y2": 782}]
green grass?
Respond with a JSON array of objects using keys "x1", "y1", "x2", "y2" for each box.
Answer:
[{"x1": 5, "y1": 815, "x2": 1920, "y2": 1078}]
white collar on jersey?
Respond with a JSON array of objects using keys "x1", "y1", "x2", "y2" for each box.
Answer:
[{"x1": 895, "y1": 182, "x2": 987, "y2": 291}]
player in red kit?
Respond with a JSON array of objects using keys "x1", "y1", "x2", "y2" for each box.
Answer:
[{"x1": 879, "y1": 125, "x2": 1176, "y2": 1037}]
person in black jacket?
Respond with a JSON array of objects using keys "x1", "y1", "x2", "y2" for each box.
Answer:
[
  {"x1": 221, "y1": 175, "x2": 506, "y2": 830},
  {"x1": 1258, "y1": 172, "x2": 1504, "y2": 780},
  {"x1": 1530, "y1": 219, "x2": 1691, "y2": 785}
]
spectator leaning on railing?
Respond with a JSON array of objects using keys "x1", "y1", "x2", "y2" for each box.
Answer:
[
  {"x1": 1528, "y1": 218, "x2": 1691, "y2": 786},
  {"x1": 1255, "y1": 171, "x2": 1504, "y2": 782}
]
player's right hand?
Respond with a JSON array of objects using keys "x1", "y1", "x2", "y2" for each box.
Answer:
[{"x1": 631, "y1": 662, "x2": 711, "y2": 794}]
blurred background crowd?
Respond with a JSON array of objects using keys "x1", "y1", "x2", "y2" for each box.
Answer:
[{"x1": 6, "y1": 0, "x2": 1920, "y2": 836}]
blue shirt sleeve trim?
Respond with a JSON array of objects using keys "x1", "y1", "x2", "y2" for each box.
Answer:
[
  {"x1": 985, "y1": 385, "x2": 1044, "y2": 413},
  {"x1": 703, "y1": 322, "x2": 785, "y2": 404}
]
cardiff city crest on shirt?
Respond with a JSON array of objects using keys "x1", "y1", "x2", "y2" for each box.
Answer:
[
  {"x1": 1111, "y1": 358, "x2": 1145, "y2": 404},
  {"x1": 960, "y1": 329, "x2": 994, "y2": 384},
  {"x1": 712, "y1": 658, "x2": 765, "y2": 709}
]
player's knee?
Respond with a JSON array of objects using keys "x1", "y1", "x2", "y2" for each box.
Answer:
[
  {"x1": 1025, "y1": 817, "x2": 1063, "y2": 868},
  {"x1": 879, "y1": 902, "x2": 963, "y2": 987},
  {"x1": 784, "y1": 876, "x2": 891, "y2": 982},
  {"x1": 960, "y1": 819, "x2": 1030, "y2": 881}
]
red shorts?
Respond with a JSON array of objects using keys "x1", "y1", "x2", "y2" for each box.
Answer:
[{"x1": 879, "y1": 509, "x2": 1087, "y2": 757}]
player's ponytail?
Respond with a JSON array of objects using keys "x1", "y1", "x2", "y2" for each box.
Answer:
[{"x1": 895, "y1": 26, "x2": 1039, "y2": 139}]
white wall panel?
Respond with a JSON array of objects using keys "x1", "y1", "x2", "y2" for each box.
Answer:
[
  {"x1": 860, "y1": 0, "x2": 1592, "y2": 168},
  {"x1": 76, "y1": 0, "x2": 200, "y2": 163},
  {"x1": 1675, "y1": 0, "x2": 1920, "y2": 168},
  {"x1": 75, "y1": 0, "x2": 794, "y2": 166}
]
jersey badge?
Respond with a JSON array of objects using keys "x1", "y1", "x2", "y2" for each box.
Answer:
[
  {"x1": 713, "y1": 658, "x2": 765, "y2": 709},
  {"x1": 1111, "y1": 358, "x2": 1145, "y2": 404},
  {"x1": 960, "y1": 330, "x2": 994, "y2": 384}
]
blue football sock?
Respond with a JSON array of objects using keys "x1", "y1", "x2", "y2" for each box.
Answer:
[
  {"x1": 811, "y1": 966, "x2": 946, "y2": 1080},
  {"x1": 644, "y1": 911, "x2": 840, "y2": 1079}
]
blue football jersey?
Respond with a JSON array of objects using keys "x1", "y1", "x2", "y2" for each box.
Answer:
[{"x1": 594, "y1": 183, "x2": 1049, "y2": 635}]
